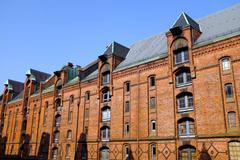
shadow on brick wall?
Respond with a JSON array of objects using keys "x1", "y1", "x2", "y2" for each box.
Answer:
[{"x1": 75, "y1": 132, "x2": 88, "y2": 160}]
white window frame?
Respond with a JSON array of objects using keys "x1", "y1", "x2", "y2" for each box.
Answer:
[
  {"x1": 102, "y1": 91, "x2": 110, "y2": 102},
  {"x1": 101, "y1": 127, "x2": 110, "y2": 141},
  {"x1": 175, "y1": 50, "x2": 189, "y2": 64},
  {"x1": 151, "y1": 120, "x2": 156, "y2": 132},
  {"x1": 176, "y1": 71, "x2": 192, "y2": 87},
  {"x1": 222, "y1": 58, "x2": 230, "y2": 71},
  {"x1": 178, "y1": 120, "x2": 195, "y2": 138},
  {"x1": 177, "y1": 94, "x2": 193, "y2": 112},
  {"x1": 102, "y1": 108, "x2": 111, "y2": 121}
]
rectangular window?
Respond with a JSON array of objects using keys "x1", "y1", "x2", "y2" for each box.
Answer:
[
  {"x1": 102, "y1": 109, "x2": 110, "y2": 121},
  {"x1": 151, "y1": 121, "x2": 156, "y2": 131},
  {"x1": 102, "y1": 73, "x2": 110, "y2": 85},
  {"x1": 125, "y1": 101, "x2": 130, "y2": 112},
  {"x1": 150, "y1": 97, "x2": 156, "y2": 109},
  {"x1": 86, "y1": 92, "x2": 90, "y2": 100},
  {"x1": 125, "y1": 82, "x2": 130, "y2": 93},
  {"x1": 175, "y1": 50, "x2": 189, "y2": 64},
  {"x1": 178, "y1": 121, "x2": 195, "y2": 137},
  {"x1": 225, "y1": 84, "x2": 233, "y2": 99},
  {"x1": 125, "y1": 123, "x2": 130, "y2": 135},
  {"x1": 151, "y1": 145, "x2": 156, "y2": 160},
  {"x1": 222, "y1": 58, "x2": 230, "y2": 71},
  {"x1": 103, "y1": 91, "x2": 110, "y2": 102},
  {"x1": 228, "y1": 112, "x2": 236, "y2": 128},
  {"x1": 68, "y1": 111, "x2": 73, "y2": 123},
  {"x1": 150, "y1": 76, "x2": 156, "y2": 87}
]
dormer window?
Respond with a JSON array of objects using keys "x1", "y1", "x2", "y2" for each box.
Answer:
[{"x1": 174, "y1": 48, "x2": 189, "y2": 65}]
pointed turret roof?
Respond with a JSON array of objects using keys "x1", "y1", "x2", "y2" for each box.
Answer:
[{"x1": 172, "y1": 12, "x2": 200, "y2": 32}]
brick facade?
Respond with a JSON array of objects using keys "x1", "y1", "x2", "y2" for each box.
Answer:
[{"x1": 0, "y1": 4, "x2": 240, "y2": 160}]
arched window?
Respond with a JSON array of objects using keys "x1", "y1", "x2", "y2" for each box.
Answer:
[
  {"x1": 151, "y1": 120, "x2": 156, "y2": 132},
  {"x1": 222, "y1": 57, "x2": 231, "y2": 71},
  {"x1": 102, "y1": 88, "x2": 111, "y2": 102},
  {"x1": 229, "y1": 141, "x2": 240, "y2": 159},
  {"x1": 149, "y1": 76, "x2": 156, "y2": 87},
  {"x1": 176, "y1": 68, "x2": 192, "y2": 87},
  {"x1": 172, "y1": 38, "x2": 189, "y2": 65},
  {"x1": 52, "y1": 147, "x2": 58, "y2": 160},
  {"x1": 101, "y1": 63, "x2": 110, "y2": 85},
  {"x1": 100, "y1": 147, "x2": 109, "y2": 160},
  {"x1": 178, "y1": 118, "x2": 195, "y2": 137},
  {"x1": 124, "y1": 145, "x2": 131, "y2": 160},
  {"x1": 228, "y1": 111, "x2": 237, "y2": 128},
  {"x1": 55, "y1": 114, "x2": 61, "y2": 127},
  {"x1": 179, "y1": 145, "x2": 196, "y2": 160},
  {"x1": 124, "y1": 122, "x2": 130, "y2": 135},
  {"x1": 177, "y1": 92, "x2": 193, "y2": 112},
  {"x1": 67, "y1": 130, "x2": 72, "y2": 140},
  {"x1": 53, "y1": 130, "x2": 60, "y2": 143},
  {"x1": 225, "y1": 83, "x2": 233, "y2": 99},
  {"x1": 100, "y1": 126, "x2": 110, "y2": 141},
  {"x1": 66, "y1": 144, "x2": 71, "y2": 157},
  {"x1": 124, "y1": 81, "x2": 130, "y2": 93},
  {"x1": 102, "y1": 106, "x2": 110, "y2": 121},
  {"x1": 151, "y1": 144, "x2": 157, "y2": 160}
]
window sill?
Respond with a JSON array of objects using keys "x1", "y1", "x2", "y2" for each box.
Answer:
[
  {"x1": 174, "y1": 60, "x2": 189, "y2": 66},
  {"x1": 178, "y1": 108, "x2": 194, "y2": 113},
  {"x1": 176, "y1": 83, "x2": 192, "y2": 88},
  {"x1": 179, "y1": 135, "x2": 195, "y2": 138},
  {"x1": 226, "y1": 98, "x2": 234, "y2": 103}
]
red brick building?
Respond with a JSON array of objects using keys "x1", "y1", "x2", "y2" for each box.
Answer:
[{"x1": 0, "y1": 4, "x2": 240, "y2": 160}]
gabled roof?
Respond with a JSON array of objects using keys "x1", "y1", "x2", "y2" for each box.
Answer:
[{"x1": 172, "y1": 12, "x2": 200, "y2": 31}]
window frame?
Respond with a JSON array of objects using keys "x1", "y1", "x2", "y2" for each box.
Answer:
[
  {"x1": 102, "y1": 107, "x2": 111, "y2": 122},
  {"x1": 178, "y1": 119, "x2": 195, "y2": 138},
  {"x1": 174, "y1": 48, "x2": 189, "y2": 65},
  {"x1": 222, "y1": 58, "x2": 231, "y2": 71},
  {"x1": 177, "y1": 93, "x2": 194, "y2": 112},
  {"x1": 176, "y1": 70, "x2": 192, "y2": 87},
  {"x1": 151, "y1": 120, "x2": 156, "y2": 132}
]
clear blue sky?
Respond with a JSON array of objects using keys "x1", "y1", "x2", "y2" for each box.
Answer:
[{"x1": 0, "y1": 0, "x2": 239, "y2": 92}]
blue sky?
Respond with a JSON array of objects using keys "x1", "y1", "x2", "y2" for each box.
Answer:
[{"x1": 0, "y1": 0, "x2": 239, "y2": 92}]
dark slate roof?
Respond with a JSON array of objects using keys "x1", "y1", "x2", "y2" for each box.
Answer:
[
  {"x1": 115, "y1": 3, "x2": 240, "y2": 71},
  {"x1": 115, "y1": 32, "x2": 167, "y2": 71},
  {"x1": 26, "y1": 68, "x2": 51, "y2": 82},
  {"x1": 4, "y1": 79, "x2": 24, "y2": 94},
  {"x1": 103, "y1": 41, "x2": 130, "y2": 59},
  {"x1": 195, "y1": 3, "x2": 240, "y2": 45},
  {"x1": 172, "y1": 12, "x2": 200, "y2": 31}
]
